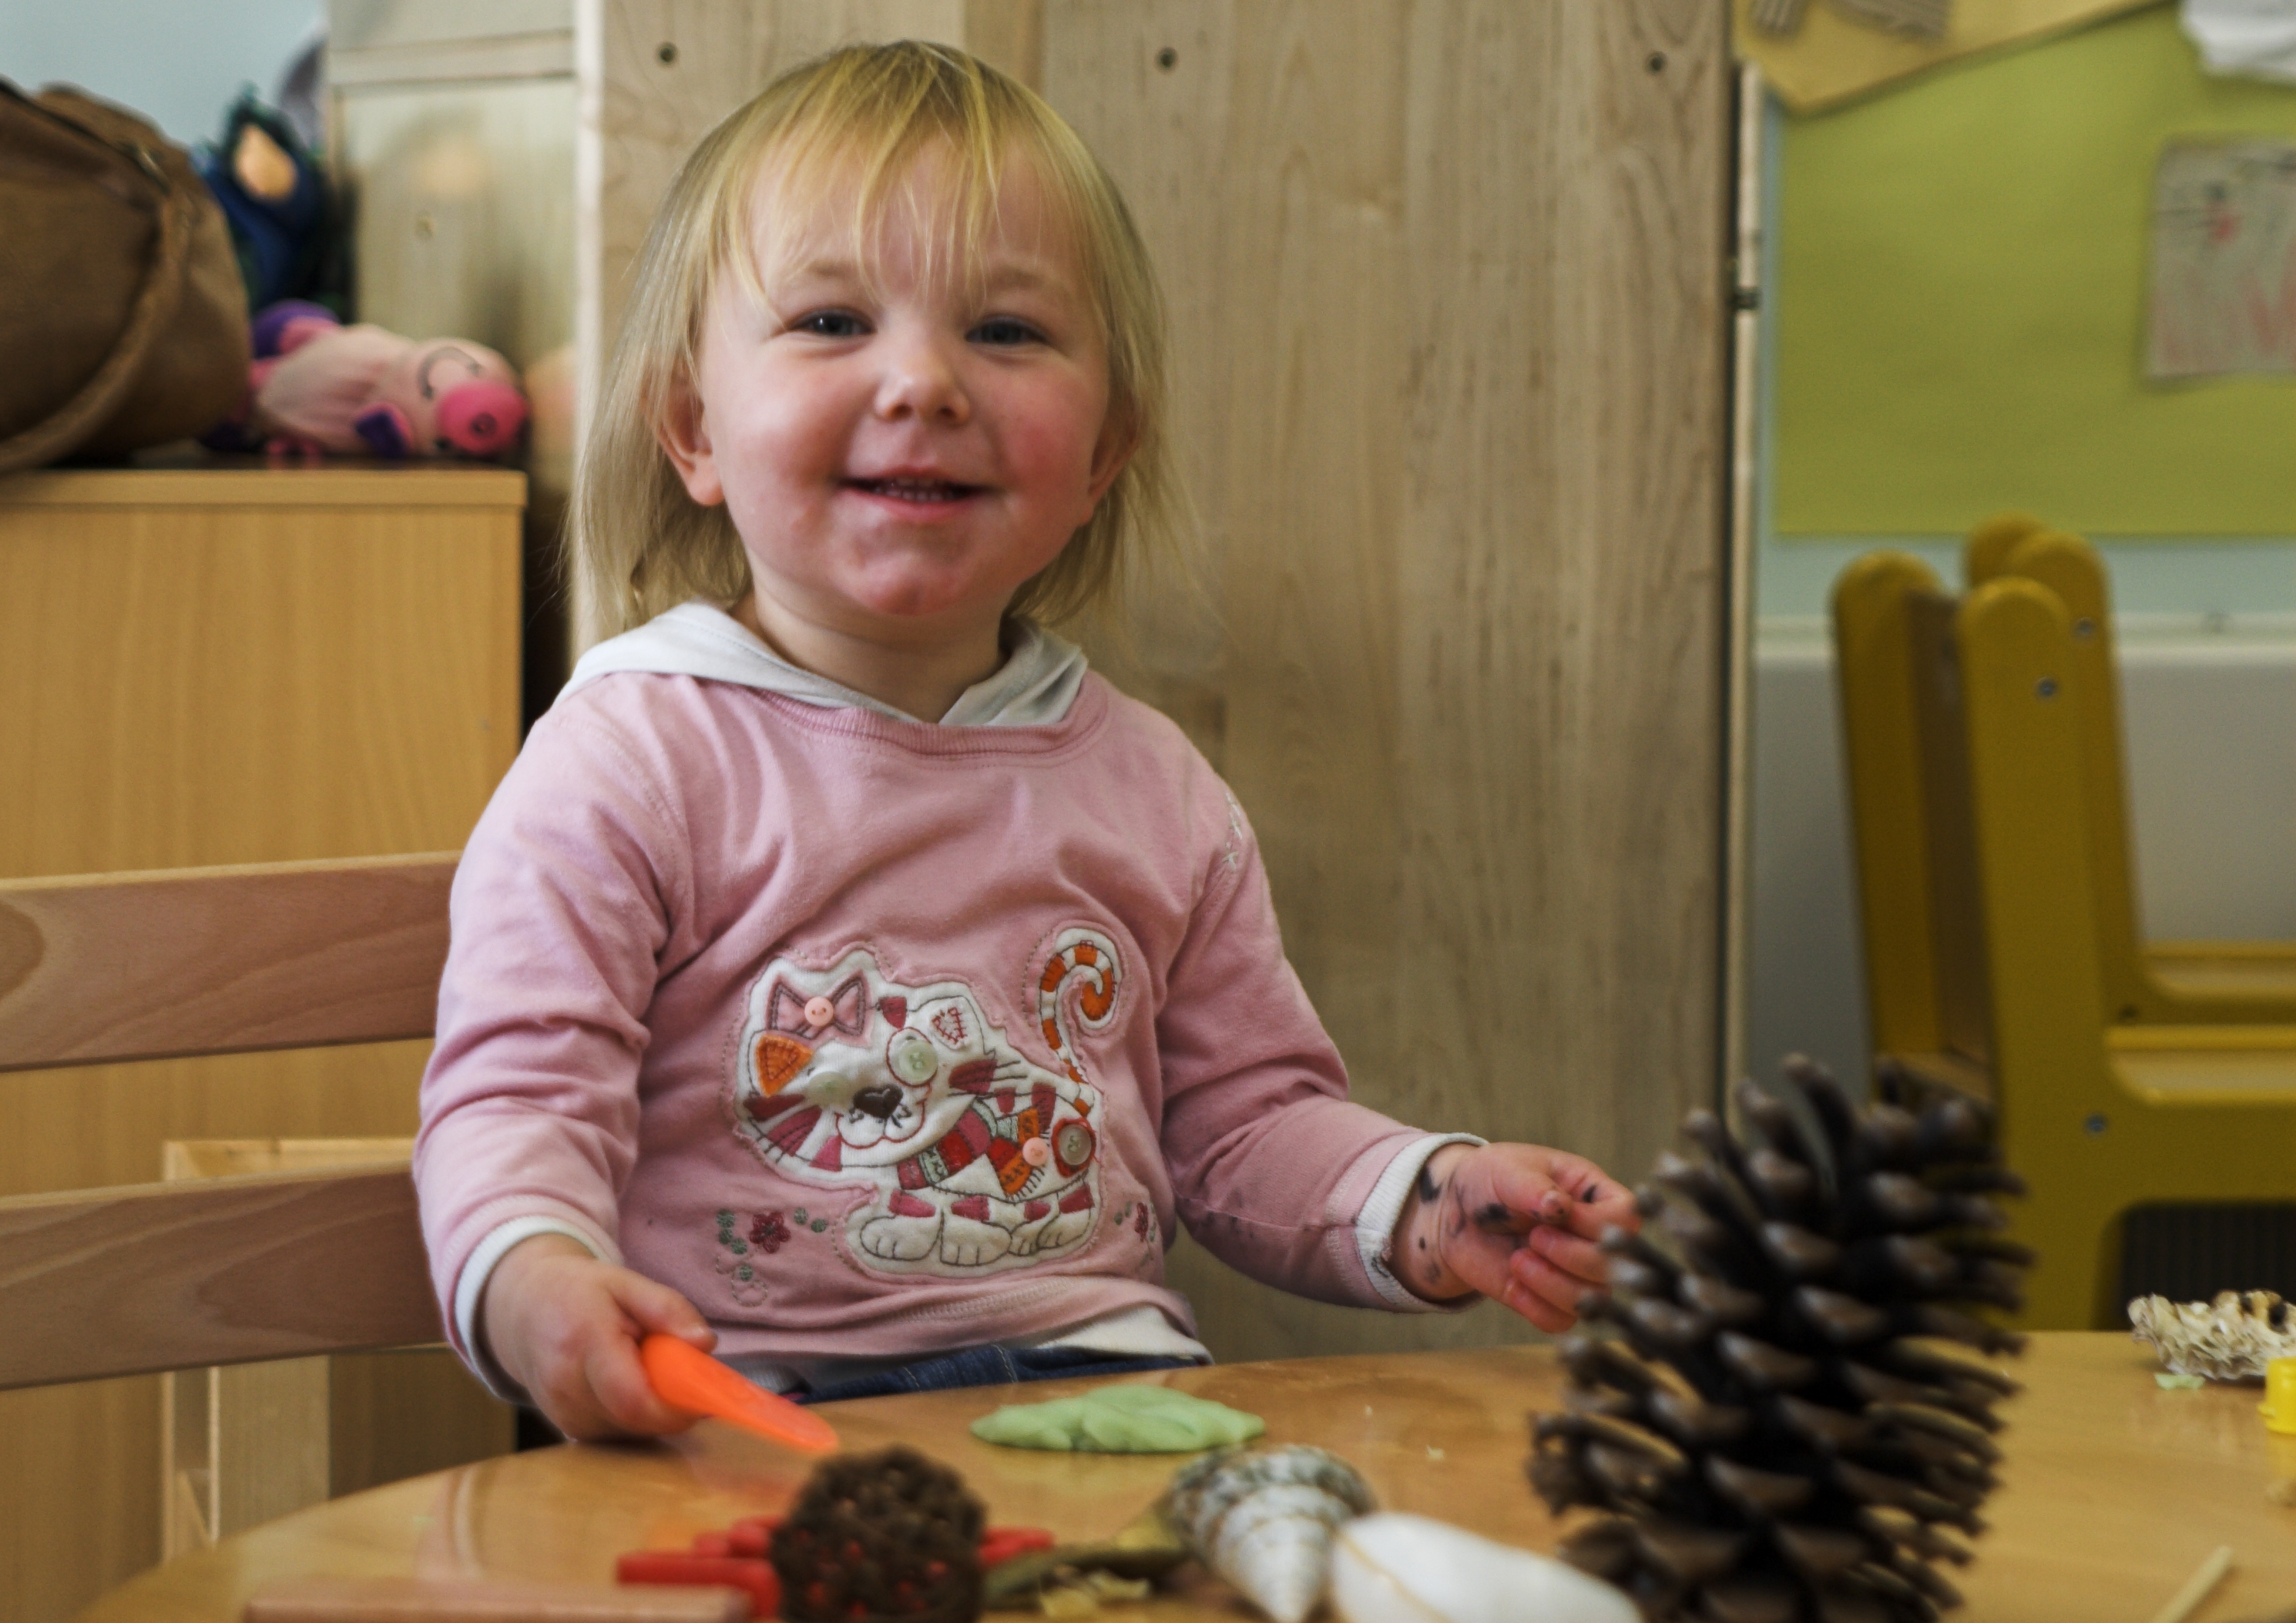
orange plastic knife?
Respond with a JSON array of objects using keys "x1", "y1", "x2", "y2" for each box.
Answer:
[{"x1": 642, "y1": 1334, "x2": 841, "y2": 1455}]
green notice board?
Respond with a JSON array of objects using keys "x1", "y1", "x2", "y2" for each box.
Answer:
[{"x1": 1775, "y1": 5, "x2": 2296, "y2": 536}]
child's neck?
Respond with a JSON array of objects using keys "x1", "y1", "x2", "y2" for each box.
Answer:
[{"x1": 730, "y1": 592, "x2": 1009, "y2": 723}]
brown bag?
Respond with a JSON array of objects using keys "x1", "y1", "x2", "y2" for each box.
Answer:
[{"x1": 0, "y1": 82, "x2": 250, "y2": 473}]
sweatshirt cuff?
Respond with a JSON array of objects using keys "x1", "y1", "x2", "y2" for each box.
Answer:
[
  {"x1": 454, "y1": 1216, "x2": 607, "y2": 1401},
  {"x1": 1355, "y1": 1132, "x2": 1486, "y2": 1311}
]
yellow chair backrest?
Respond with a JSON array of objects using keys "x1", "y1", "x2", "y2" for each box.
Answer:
[
  {"x1": 1986, "y1": 529, "x2": 2150, "y2": 1021},
  {"x1": 1837, "y1": 550, "x2": 2109, "y2": 1081},
  {"x1": 1962, "y1": 511, "x2": 2048, "y2": 587},
  {"x1": 1838, "y1": 551, "x2": 2296, "y2": 1327},
  {"x1": 1832, "y1": 552, "x2": 1997, "y2": 1073}
]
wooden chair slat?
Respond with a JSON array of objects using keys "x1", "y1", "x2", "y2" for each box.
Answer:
[
  {"x1": 0, "y1": 1166, "x2": 441, "y2": 1390},
  {"x1": 0, "y1": 853, "x2": 457, "y2": 1072}
]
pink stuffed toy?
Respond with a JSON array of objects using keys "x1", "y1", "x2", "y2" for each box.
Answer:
[{"x1": 206, "y1": 300, "x2": 527, "y2": 459}]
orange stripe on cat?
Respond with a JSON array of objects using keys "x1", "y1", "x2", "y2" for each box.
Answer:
[{"x1": 1040, "y1": 961, "x2": 1064, "y2": 993}]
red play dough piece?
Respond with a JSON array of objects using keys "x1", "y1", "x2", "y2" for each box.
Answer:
[
  {"x1": 640, "y1": 1334, "x2": 840, "y2": 1454},
  {"x1": 615, "y1": 1553, "x2": 781, "y2": 1619},
  {"x1": 725, "y1": 1517, "x2": 779, "y2": 1558},
  {"x1": 977, "y1": 1527, "x2": 1056, "y2": 1568}
]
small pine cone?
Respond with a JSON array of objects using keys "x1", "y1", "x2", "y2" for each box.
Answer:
[
  {"x1": 770, "y1": 1445, "x2": 988, "y2": 1623},
  {"x1": 1528, "y1": 1058, "x2": 2030, "y2": 1623}
]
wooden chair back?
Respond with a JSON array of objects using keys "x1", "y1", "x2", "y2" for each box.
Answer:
[{"x1": 0, "y1": 854, "x2": 455, "y2": 1390}]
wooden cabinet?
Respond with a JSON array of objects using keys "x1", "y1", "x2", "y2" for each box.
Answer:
[{"x1": 0, "y1": 464, "x2": 523, "y2": 1623}]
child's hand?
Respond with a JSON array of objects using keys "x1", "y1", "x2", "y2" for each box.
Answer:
[
  {"x1": 478, "y1": 1234, "x2": 718, "y2": 1441},
  {"x1": 1392, "y1": 1142, "x2": 1640, "y2": 1333}
]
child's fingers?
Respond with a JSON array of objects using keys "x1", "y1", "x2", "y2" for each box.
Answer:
[
  {"x1": 1509, "y1": 1247, "x2": 1590, "y2": 1322},
  {"x1": 586, "y1": 1335, "x2": 700, "y2": 1437},
  {"x1": 1498, "y1": 1265, "x2": 1579, "y2": 1333},
  {"x1": 609, "y1": 1269, "x2": 717, "y2": 1350},
  {"x1": 1548, "y1": 1164, "x2": 1640, "y2": 1242},
  {"x1": 1524, "y1": 1223, "x2": 1609, "y2": 1286},
  {"x1": 1500, "y1": 1286, "x2": 1574, "y2": 1334},
  {"x1": 1471, "y1": 1155, "x2": 1572, "y2": 1232}
]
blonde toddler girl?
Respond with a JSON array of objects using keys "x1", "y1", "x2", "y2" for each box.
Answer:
[{"x1": 415, "y1": 41, "x2": 1636, "y2": 1440}]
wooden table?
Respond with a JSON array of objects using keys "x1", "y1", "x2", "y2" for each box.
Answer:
[{"x1": 78, "y1": 1336, "x2": 2296, "y2": 1623}]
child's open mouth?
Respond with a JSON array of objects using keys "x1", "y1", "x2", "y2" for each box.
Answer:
[{"x1": 848, "y1": 477, "x2": 982, "y2": 503}]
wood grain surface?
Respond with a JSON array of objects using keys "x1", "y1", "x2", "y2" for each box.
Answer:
[
  {"x1": 75, "y1": 1336, "x2": 2296, "y2": 1623},
  {"x1": 0, "y1": 856, "x2": 456, "y2": 1072},
  {"x1": 0, "y1": 465, "x2": 520, "y2": 1622},
  {"x1": 0, "y1": 1167, "x2": 440, "y2": 1390},
  {"x1": 1047, "y1": 2, "x2": 1732, "y2": 1361},
  {"x1": 153, "y1": 1142, "x2": 515, "y2": 1562},
  {"x1": 0, "y1": 468, "x2": 527, "y2": 509}
]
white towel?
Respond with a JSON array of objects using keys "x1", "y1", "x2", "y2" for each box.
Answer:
[{"x1": 2184, "y1": 0, "x2": 2296, "y2": 82}]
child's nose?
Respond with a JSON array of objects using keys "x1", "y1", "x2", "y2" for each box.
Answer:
[{"x1": 872, "y1": 329, "x2": 971, "y2": 424}]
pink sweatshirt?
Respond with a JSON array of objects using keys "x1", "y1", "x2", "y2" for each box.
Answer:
[{"x1": 415, "y1": 609, "x2": 1463, "y2": 1380}]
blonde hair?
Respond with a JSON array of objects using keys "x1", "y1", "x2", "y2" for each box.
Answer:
[{"x1": 570, "y1": 40, "x2": 1178, "y2": 644}]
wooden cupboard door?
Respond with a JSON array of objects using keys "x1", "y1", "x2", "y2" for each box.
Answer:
[{"x1": 1040, "y1": 1, "x2": 1732, "y2": 1360}]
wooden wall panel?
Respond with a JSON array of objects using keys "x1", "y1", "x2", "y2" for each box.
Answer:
[{"x1": 1043, "y1": 1, "x2": 1731, "y2": 1361}]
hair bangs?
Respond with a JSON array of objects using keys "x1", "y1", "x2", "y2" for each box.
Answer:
[{"x1": 716, "y1": 45, "x2": 1018, "y2": 330}]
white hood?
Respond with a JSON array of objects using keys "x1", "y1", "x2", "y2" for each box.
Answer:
[{"x1": 557, "y1": 601, "x2": 1089, "y2": 727}]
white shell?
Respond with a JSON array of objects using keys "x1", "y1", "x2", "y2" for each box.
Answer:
[
  {"x1": 1328, "y1": 1515, "x2": 1638, "y2": 1623},
  {"x1": 2130, "y1": 1289, "x2": 2296, "y2": 1380},
  {"x1": 1168, "y1": 1447, "x2": 1375, "y2": 1623}
]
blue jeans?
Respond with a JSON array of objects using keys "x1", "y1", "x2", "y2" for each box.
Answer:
[{"x1": 794, "y1": 1347, "x2": 1200, "y2": 1404}]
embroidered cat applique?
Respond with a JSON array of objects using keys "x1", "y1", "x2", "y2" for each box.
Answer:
[{"x1": 730, "y1": 930, "x2": 1121, "y2": 1275}]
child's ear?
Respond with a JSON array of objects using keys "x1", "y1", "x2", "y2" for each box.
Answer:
[
  {"x1": 1086, "y1": 405, "x2": 1136, "y2": 506},
  {"x1": 655, "y1": 374, "x2": 726, "y2": 507}
]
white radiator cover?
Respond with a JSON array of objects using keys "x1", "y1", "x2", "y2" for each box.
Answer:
[{"x1": 1748, "y1": 622, "x2": 2296, "y2": 1088}]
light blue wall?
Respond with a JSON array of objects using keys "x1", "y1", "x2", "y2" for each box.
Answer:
[{"x1": 1, "y1": 0, "x2": 321, "y2": 147}]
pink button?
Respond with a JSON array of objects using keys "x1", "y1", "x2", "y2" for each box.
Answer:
[
  {"x1": 1020, "y1": 1138, "x2": 1052, "y2": 1167},
  {"x1": 803, "y1": 995, "x2": 835, "y2": 1026}
]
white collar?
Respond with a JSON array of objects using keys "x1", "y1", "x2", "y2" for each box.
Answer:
[{"x1": 557, "y1": 602, "x2": 1089, "y2": 727}]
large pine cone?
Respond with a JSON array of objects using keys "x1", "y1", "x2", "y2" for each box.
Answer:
[
  {"x1": 770, "y1": 1445, "x2": 987, "y2": 1623},
  {"x1": 1529, "y1": 1059, "x2": 2030, "y2": 1623}
]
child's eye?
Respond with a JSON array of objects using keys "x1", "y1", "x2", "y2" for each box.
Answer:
[
  {"x1": 969, "y1": 317, "x2": 1043, "y2": 347},
  {"x1": 791, "y1": 310, "x2": 868, "y2": 339}
]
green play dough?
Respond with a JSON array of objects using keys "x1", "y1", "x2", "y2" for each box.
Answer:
[{"x1": 970, "y1": 1383, "x2": 1264, "y2": 1453}]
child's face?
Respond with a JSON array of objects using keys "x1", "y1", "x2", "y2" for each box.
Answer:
[{"x1": 665, "y1": 149, "x2": 1125, "y2": 645}]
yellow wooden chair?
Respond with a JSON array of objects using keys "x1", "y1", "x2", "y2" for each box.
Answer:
[
  {"x1": 0, "y1": 855, "x2": 511, "y2": 1547},
  {"x1": 1833, "y1": 553, "x2": 2296, "y2": 1327},
  {"x1": 1969, "y1": 519, "x2": 2296, "y2": 1025}
]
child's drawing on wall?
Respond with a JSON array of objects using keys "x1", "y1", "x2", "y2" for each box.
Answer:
[{"x1": 2147, "y1": 139, "x2": 2296, "y2": 378}]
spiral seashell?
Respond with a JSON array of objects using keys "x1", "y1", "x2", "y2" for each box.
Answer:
[{"x1": 1166, "y1": 1446, "x2": 1376, "y2": 1623}]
